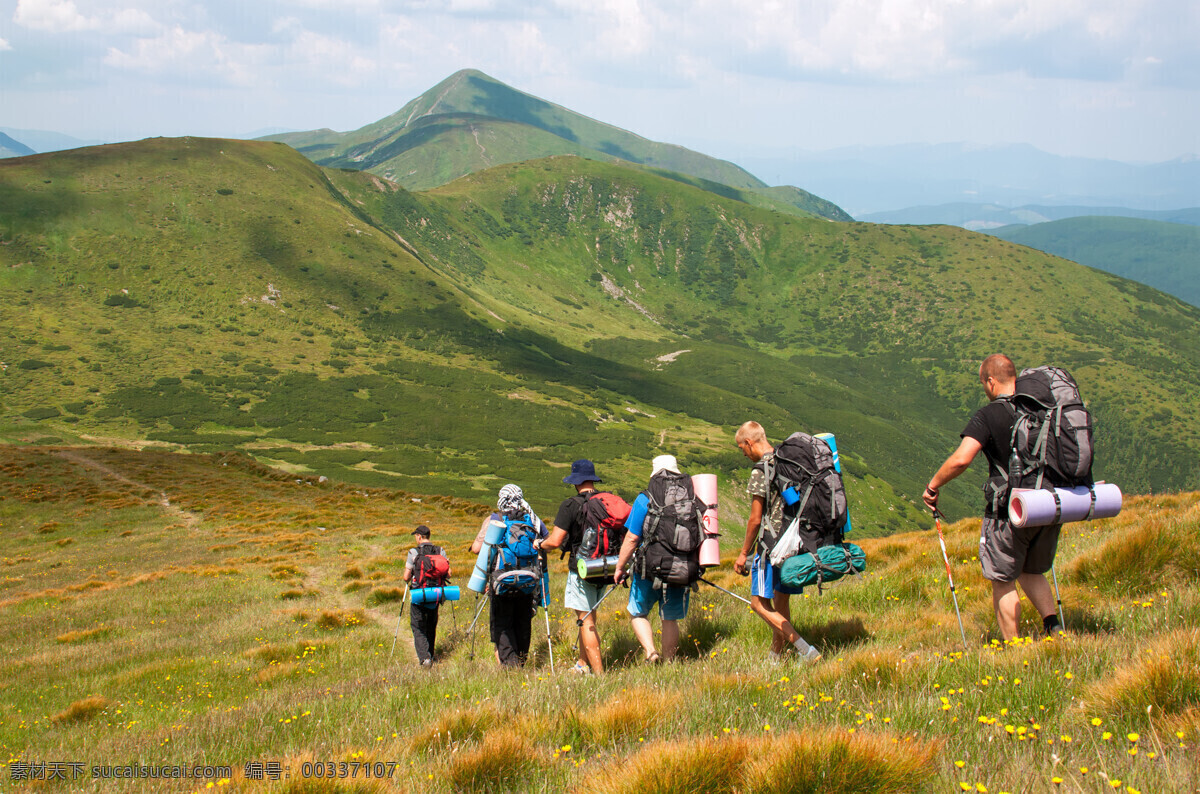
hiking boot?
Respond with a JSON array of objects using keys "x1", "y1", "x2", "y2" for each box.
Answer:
[
  {"x1": 569, "y1": 661, "x2": 593, "y2": 675},
  {"x1": 420, "y1": 659, "x2": 433, "y2": 668},
  {"x1": 798, "y1": 646, "x2": 822, "y2": 663}
]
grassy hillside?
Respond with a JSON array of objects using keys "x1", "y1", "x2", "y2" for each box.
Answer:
[
  {"x1": 3, "y1": 138, "x2": 1199, "y2": 537},
  {"x1": 987, "y1": 217, "x2": 1200, "y2": 308},
  {"x1": 264, "y1": 70, "x2": 849, "y2": 222},
  {"x1": 1, "y1": 446, "x2": 1197, "y2": 792}
]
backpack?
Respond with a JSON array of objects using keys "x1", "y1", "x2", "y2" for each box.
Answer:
[
  {"x1": 413, "y1": 543, "x2": 450, "y2": 589},
  {"x1": 573, "y1": 491, "x2": 631, "y2": 583},
  {"x1": 764, "y1": 433, "x2": 848, "y2": 564},
  {"x1": 488, "y1": 514, "x2": 542, "y2": 597},
  {"x1": 633, "y1": 470, "x2": 704, "y2": 588},
  {"x1": 986, "y1": 366, "x2": 1095, "y2": 514}
]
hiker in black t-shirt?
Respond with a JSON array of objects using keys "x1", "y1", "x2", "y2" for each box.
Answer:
[
  {"x1": 537, "y1": 459, "x2": 607, "y2": 675},
  {"x1": 923, "y1": 354, "x2": 1062, "y2": 641}
]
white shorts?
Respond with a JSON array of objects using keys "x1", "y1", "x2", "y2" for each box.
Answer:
[{"x1": 563, "y1": 570, "x2": 605, "y2": 612}]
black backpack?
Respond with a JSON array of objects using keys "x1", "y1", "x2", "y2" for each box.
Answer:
[
  {"x1": 986, "y1": 367, "x2": 1095, "y2": 514},
  {"x1": 633, "y1": 470, "x2": 704, "y2": 588},
  {"x1": 766, "y1": 433, "x2": 848, "y2": 555}
]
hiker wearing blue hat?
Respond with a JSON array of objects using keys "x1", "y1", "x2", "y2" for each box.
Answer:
[{"x1": 538, "y1": 459, "x2": 629, "y2": 674}]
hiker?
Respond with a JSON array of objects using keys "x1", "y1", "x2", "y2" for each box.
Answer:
[
  {"x1": 613, "y1": 455, "x2": 701, "y2": 663},
  {"x1": 402, "y1": 525, "x2": 451, "y2": 667},
  {"x1": 922, "y1": 354, "x2": 1063, "y2": 641},
  {"x1": 470, "y1": 484, "x2": 549, "y2": 667},
  {"x1": 538, "y1": 459, "x2": 628, "y2": 675},
  {"x1": 732, "y1": 422, "x2": 822, "y2": 662}
]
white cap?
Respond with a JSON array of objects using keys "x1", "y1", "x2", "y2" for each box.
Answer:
[{"x1": 651, "y1": 454, "x2": 680, "y2": 476}]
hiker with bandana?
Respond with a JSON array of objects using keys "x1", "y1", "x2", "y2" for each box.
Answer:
[{"x1": 471, "y1": 484, "x2": 550, "y2": 666}]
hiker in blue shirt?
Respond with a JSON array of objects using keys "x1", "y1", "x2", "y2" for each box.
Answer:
[{"x1": 614, "y1": 455, "x2": 699, "y2": 664}]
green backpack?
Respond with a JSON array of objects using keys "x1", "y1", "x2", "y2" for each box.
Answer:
[{"x1": 779, "y1": 543, "x2": 866, "y2": 590}]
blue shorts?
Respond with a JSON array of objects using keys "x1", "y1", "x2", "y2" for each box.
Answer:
[
  {"x1": 627, "y1": 574, "x2": 690, "y2": 620},
  {"x1": 750, "y1": 552, "x2": 802, "y2": 599}
]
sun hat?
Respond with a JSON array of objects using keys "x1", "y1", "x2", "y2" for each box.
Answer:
[
  {"x1": 651, "y1": 454, "x2": 680, "y2": 476},
  {"x1": 562, "y1": 459, "x2": 602, "y2": 485}
]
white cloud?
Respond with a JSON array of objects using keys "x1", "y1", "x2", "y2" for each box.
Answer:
[
  {"x1": 103, "y1": 25, "x2": 270, "y2": 87},
  {"x1": 0, "y1": 36, "x2": 11, "y2": 51},
  {"x1": 14, "y1": 0, "x2": 96, "y2": 32},
  {"x1": 13, "y1": 0, "x2": 159, "y2": 34}
]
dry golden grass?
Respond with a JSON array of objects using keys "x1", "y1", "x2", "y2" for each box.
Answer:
[
  {"x1": 366, "y1": 586, "x2": 404, "y2": 606},
  {"x1": 446, "y1": 729, "x2": 547, "y2": 793},
  {"x1": 741, "y1": 729, "x2": 940, "y2": 794},
  {"x1": 574, "y1": 735, "x2": 751, "y2": 794},
  {"x1": 51, "y1": 695, "x2": 113, "y2": 725},
  {"x1": 56, "y1": 626, "x2": 110, "y2": 644},
  {"x1": 1071, "y1": 513, "x2": 1200, "y2": 594},
  {"x1": 413, "y1": 704, "x2": 502, "y2": 752},
  {"x1": 315, "y1": 609, "x2": 367, "y2": 630},
  {"x1": 1085, "y1": 629, "x2": 1200, "y2": 719},
  {"x1": 577, "y1": 729, "x2": 939, "y2": 794},
  {"x1": 562, "y1": 688, "x2": 681, "y2": 747},
  {"x1": 810, "y1": 647, "x2": 912, "y2": 691}
]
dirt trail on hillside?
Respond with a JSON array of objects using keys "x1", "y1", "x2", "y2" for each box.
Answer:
[{"x1": 53, "y1": 449, "x2": 202, "y2": 529}]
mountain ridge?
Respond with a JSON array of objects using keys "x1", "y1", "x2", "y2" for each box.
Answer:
[
  {"x1": 2, "y1": 137, "x2": 1198, "y2": 533},
  {"x1": 264, "y1": 69, "x2": 850, "y2": 222}
]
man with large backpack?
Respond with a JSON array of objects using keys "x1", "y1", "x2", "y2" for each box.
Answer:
[
  {"x1": 923, "y1": 354, "x2": 1067, "y2": 641},
  {"x1": 613, "y1": 455, "x2": 702, "y2": 663},
  {"x1": 732, "y1": 422, "x2": 823, "y2": 663},
  {"x1": 470, "y1": 484, "x2": 549, "y2": 667},
  {"x1": 538, "y1": 459, "x2": 629, "y2": 675},
  {"x1": 402, "y1": 525, "x2": 451, "y2": 667}
]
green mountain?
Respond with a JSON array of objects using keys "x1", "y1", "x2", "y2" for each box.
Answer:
[
  {"x1": 986, "y1": 216, "x2": 1200, "y2": 308},
  {"x1": 2, "y1": 138, "x2": 1199, "y2": 535},
  {"x1": 264, "y1": 69, "x2": 850, "y2": 222}
]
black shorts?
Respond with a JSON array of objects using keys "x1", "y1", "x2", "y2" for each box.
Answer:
[{"x1": 979, "y1": 517, "x2": 1060, "y2": 582}]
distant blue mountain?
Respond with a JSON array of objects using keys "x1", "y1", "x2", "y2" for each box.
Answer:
[
  {"x1": 734, "y1": 143, "x2": 1200, "y2": 217},
  {"x1": 858, "y1": 203, "x2": 1200, "y2": 229},
  {"x1": 0, "y1": 132, "x2": 36, "y2": 159},
  {"x1": 0, "y1": 128, "x2": 102, "y2": 154}
]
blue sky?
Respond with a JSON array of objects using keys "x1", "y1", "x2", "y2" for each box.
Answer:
[{"x1": 1, "y1": 0, "x2": 1197, "y2": 162}]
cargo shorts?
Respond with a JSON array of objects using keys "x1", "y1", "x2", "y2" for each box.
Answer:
[{"x1": 979, "y1": 516, "x2": 1061, "y2": 583}]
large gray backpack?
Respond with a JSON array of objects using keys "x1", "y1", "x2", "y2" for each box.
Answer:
[{"x1": 986, "y1": 366, "x2": 1095, "y2": 514}]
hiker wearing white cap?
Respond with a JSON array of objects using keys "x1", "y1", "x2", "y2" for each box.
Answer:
[
  {"x1": 733, "y1": 422, "x2": 822, "y2": 663},
  {"x1": 614, "y1": 454, "x2": 704, "y2": 663}
]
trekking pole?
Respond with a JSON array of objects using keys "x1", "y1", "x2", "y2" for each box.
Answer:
[
  {"x1": 388, "y1": 583, "x2": 410, "y2": 663},
  {"x1": 698, "y1": 577, "x2": 752, "y2": 606},
  {"x1": 575, "y1": 584, "x2": 618, "y2": 627},
  {"x1": 466, "y1": 595, "x2": 488, "y2": 661},
  {"x1": 1050, "y1": 564, "x2": 1065, "y2": 632},
  {"x1": 933, "y1": 510, "x2": 969, "y2": 651},
  {"x1": 540, "y1": 553, "x2": 556, "y2": 674}
]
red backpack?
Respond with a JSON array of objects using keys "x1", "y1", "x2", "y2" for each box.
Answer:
[
  {"x1": 413, "y1": 543, "x2": 450, "y2": 588},
  {"x1": 577, "y1": 491, "x2": 631, "y2": 561}
]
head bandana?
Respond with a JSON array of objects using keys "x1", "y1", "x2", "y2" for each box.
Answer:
[{"x1": 497, "y1": 483, "x2": 533, "y2": 518}]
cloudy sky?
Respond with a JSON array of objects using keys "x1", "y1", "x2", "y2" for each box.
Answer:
[{"x1": 1, "y1": 0, "x2": 1197, "y2": 163}]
